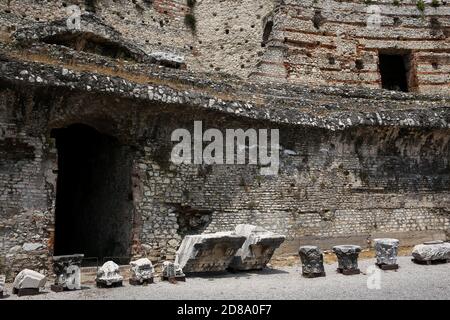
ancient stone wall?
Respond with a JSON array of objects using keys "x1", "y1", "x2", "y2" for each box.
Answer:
[
  {"x1": 255, "y1": 0, "x2": 450, "y2": 94},
  {"x1": 2, "y1": 0, "x2": 447, "y2": 93},
  {"x1": 0, "y1": 0, "x2": 449, "y2": 279},
  {"x1": 1, "y1": 76, "x2": 450, "y2": 277}
]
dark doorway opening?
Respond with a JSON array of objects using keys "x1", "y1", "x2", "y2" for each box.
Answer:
[
  {"x1": 261, "y1": 20, "x2": 273, "y2": 47},
  {"x1": 52, "y1": 124, "x2": 134, "y2": 263},
  {"x1": 378, "y1": 52, "x2": 414, "y2": 92}
]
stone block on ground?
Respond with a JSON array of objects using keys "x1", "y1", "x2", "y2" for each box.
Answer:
[
  {"x1": 0, "y1": 275, "x2": 5, "y2": 298},
  {"x1": 228, "y1": 224, "x2": 285, "y2": 271},
  {"x1": 52, "y1": 254, "x2": 84, "y2": 291},
  {"x1": 162, "y1": 261, "x2": 185, "y2": 281},
  {"x1": 299, "y1": 246, "x2": 326, "y2": 277},
  {"x1": 332, "y1": 245, "x2": 361, "y2": 275},
  {"x1": 96, "y1": 261, "x2": 123, "y2": 287},
  {"x1": 373, "y1": 238, "x2": 399, "y2": 267},
  {"x1": 175, "y1": 232, "x2": 246, "y2": 273},
  {"x1": 13, "y1": 269, "x2": 47, "y2": 295},
  {"x1": 412, "y1": 241, "x2": 450, "y2": 262},
  {"x1": 130, "y1": 258, "x2": 154, "y2": 285}
]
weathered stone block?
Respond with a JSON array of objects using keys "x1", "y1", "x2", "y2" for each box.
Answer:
[
  {"x1": 96, "y1": 261, "x2": 123, "y2": 287},
  {"x1": 374, "y1": 238, "x2": 399, "y2": 267},
  {"x1": 0, "y1": 275, "x2": 5, "y2": 298},
  {"x1": 162, "y1": 261, "x2": 185, "y2": 281},
  {"x1": 228, "y1": 224, "x2": 285, "y2": 271},
  {"x1": 332, "y1": 245, "x2": 361, "y2": 275},
  {"x1": 412, "y1": 241, "x2": 450, "y2": 262},
  {"x1": 52, "y1": 254, "x2": 84, "y2": 291},
  {"x1": 299, "y1": 245, "x2": 325, "y2": 278},
  {"x1": 13, "y1": 269, "x2": 47, "y2": 294},
  {"x1": 175, "y1": 232, "x2": 246, "y2": 273},
  {"x1": 130, "y1": 258, "x2": 154, "y2": 285}
]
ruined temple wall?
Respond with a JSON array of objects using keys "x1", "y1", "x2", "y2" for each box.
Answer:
[
  {"x1": 257, "y1": 0, "x2": 450, "y2": 94},
  {"x1": 0, "y1": 0, "x2": 274, "y2": 78},
  {"x1": 1, "y1": 1, "x2": 448, "y2": 92},
  {"x1": 133, "y1": 117, "x2": 450, "y2": 261},
  {"x1": 1, "y1": 86, "x2": 450, "y2": 274},
  {"x1": 0, "y1": 88, "x2": 55, "y2": 278}
]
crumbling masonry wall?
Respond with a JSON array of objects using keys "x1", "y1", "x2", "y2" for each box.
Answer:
[
  {"x1": 255, "y1": 0, "x2": 450, "y2": 94},
  {"x1": 1, "y1": 82, "x2": 450, "y2": 277}
]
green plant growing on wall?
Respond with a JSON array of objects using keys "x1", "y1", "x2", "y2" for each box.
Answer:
[
  {"x1": 431, "y1": 0, "x2": 440, "y2": 7},
  {"x1": 416, "y1": 0, "x2": 426, "y2": 12},
  {"x1": 85, "y1": 0, "x2": 97, "y2": 13},
  {"x1": 184, "y1": 13, "x2": 196, "y2": 32},
  {"x1": 393, "y1": 0, "x2": 401, "y2": 6},
  {"x1": 187, "y1": 0, "x2": 196, "y2": 8}
]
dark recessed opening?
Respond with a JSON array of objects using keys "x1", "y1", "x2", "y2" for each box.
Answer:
[
  {"x1": 43, "y1": 33, "x2": 138, "y2": 62},
  {"x1": 262, "y1": 20, "x2": 273, "y2": 47},
  {"x1": 52, "y1": 124, "x2": 134, "y2": 263},
  {"x1": 378, "y1": 52, "x2": 413, "y2": 92}
]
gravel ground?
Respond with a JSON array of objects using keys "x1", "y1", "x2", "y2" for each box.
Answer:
[{"x1": 3, "y1": 257, "x2": 449, "y2": 300}]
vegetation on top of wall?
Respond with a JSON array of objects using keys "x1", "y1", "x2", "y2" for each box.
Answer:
[
  {"x1": 85, "y1": 0, "x2": 97, "y2": 13},
  {"x1": 184, "y1": 13, "x2": 196, "y2": 32},
  {"x1": 187, "y1": 0, "x2": 197, "y2": 8},
  {"x1": 431, "y1": 0, "x2": 441, "y2": 7},
  {"x1": 416, "y1": 0, "x2": 426, "y2": 12},
  {"x1": 185, "y1": 0, "x2": 197, "y2": 33}
]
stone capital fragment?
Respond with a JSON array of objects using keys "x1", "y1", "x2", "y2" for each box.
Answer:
[
  {"x1": 299, "y1": 245, "x2": 326, "y2": 278},
  {"x1": 332, "y1": 245, "x2": 361, "y2": 275},
  {"x1": 373, "y1": 238, "x2": 399, "y2": 269}
]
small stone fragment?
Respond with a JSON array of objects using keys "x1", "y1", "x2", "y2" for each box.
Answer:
[
  {"x1": 51, "y1": 254, "x2": 84, "y2": 292},
  {"x1": 162, "y1": 261, "x2": 185, "y2": 282},
  {"x1": 130, "y1": 258, "x2": 154, "y2": 285},
  {"x1": 412, "y1": 241, "x2": 450, "y2": 264},
  {"x1": 0, "y1": 275, "x2": 5, "y2": 298},
  {"x1": 13, "y1": 269, "x2": 47, "y2": 296},
  {"x1": 96, "y1": 261, "x2": 123, "y2": 288}
]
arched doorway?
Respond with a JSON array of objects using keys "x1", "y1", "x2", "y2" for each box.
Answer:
[{"x1": 52, "y1": 124, "x2": 134, "y2": 263}]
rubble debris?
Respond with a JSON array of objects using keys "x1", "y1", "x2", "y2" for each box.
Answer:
[
  {"x1": 148, "y1": 52, "x2": 186, "y2": 69},
  {"x1": 51, "y1": 254, "x2": 84, "y2": 292},
  {"x1": 332, "y1": 245, "x2": 361, "y2": 275},
  {"x1": 129, "y1": 258, "x2": 154, "y2": 285},
  {"x1": 175, "y1": 232, "x2": 246, "y2": 273},
  {"x1": 12, "y1": 269, "x2": 47, "y2": 296},
  {"x1": 162, "y1": 261, "x2": 186, "y2": 282},
  {"x1": 228, "y1": 224, "x2": 285, "y2": 271},
  {"x1": 412, "y1": 241, "x2": 450, "y2": 264},
  {"x1": 299, "y1": 246, "x2": 326, "y2": 278},
  {"x1": 96, "y1": 261, "x2": 123, "y2": 288},
  {"x1": 373, "y1": 238, "x2": 399, "y2": 270}
]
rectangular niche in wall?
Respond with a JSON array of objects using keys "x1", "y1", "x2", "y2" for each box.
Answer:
[{"x1": 378, "y1": 50, "x2": 416, "y2": 92}]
